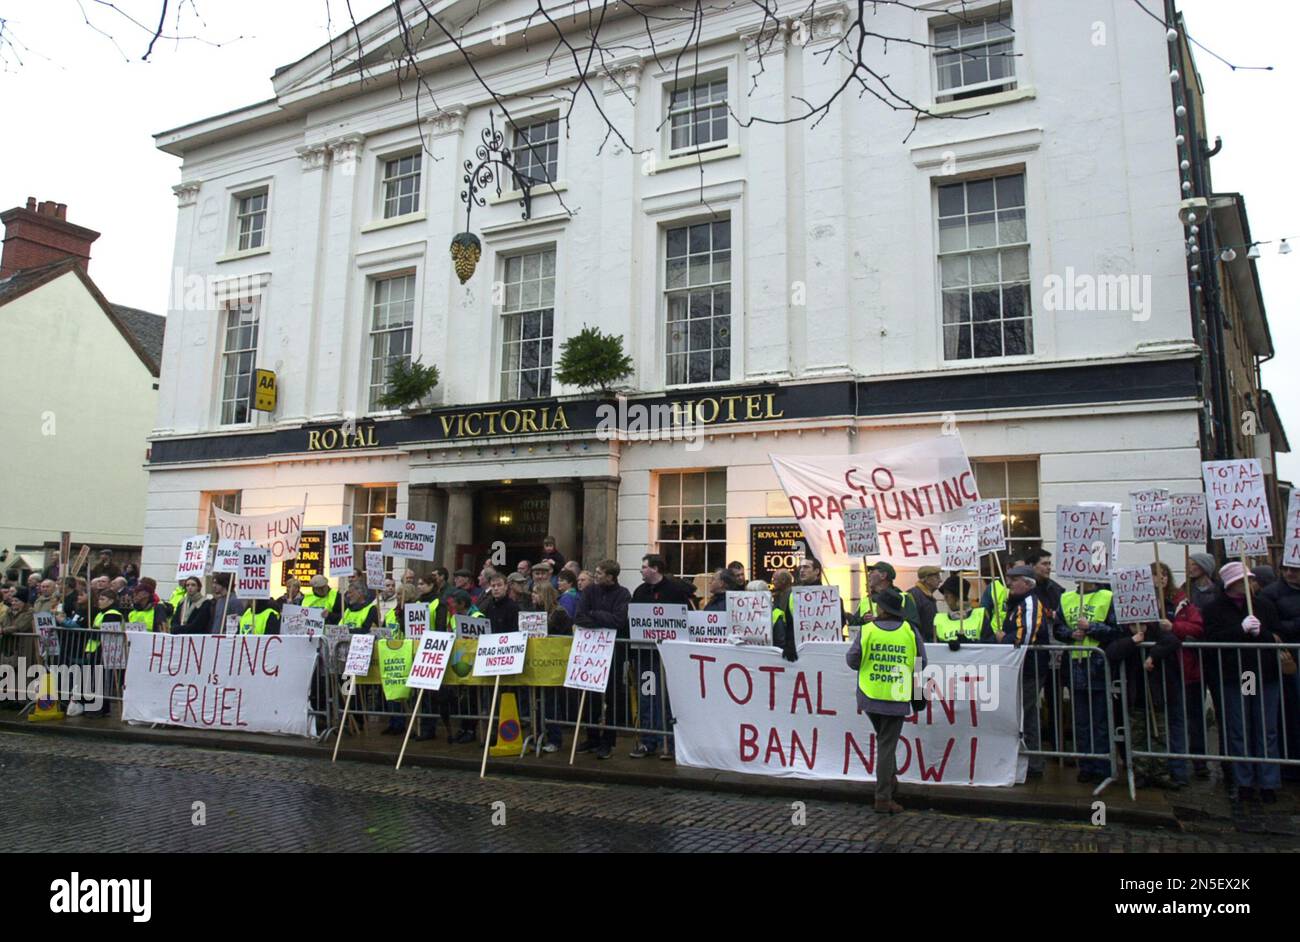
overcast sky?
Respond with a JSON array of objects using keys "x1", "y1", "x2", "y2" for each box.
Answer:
[{"x1": 2, "y1": 0, "x2": 1295, "y2": 478}]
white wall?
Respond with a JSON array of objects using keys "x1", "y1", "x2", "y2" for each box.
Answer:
[{"x1": 1, "y1": 272, "x2": 158, "y2": 553}]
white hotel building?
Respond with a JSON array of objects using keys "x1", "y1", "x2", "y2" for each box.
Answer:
[{"x1": 142, "y1": 0, "x2": 1287, "y2": 597}]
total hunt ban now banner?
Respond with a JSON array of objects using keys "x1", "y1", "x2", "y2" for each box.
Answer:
[
  {"x1": 121, "y1": 633, "x2": 318, "y2": 737},
  {"x1": 771, "y1": 435, "x2": 978, "y2": 569},
  {"x1": 1202, "y1": 459, "x2": 1272, "y2": 538},
  {"x1": 660, "y1": 642, "x2": 1027, "y2": 786},
  {"x1": 213, "y1": 503, "x2": 307, "y2": 563}
]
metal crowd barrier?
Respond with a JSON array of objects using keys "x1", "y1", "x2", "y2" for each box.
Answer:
[{"x1": 10, "y1": 623, "x2": 1300, "y2": 801}]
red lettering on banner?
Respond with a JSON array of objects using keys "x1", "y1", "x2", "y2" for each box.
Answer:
[
  {"x1": 790, "y1": 672, "x2": 812, "y2": 714},
  {"x1": 791, "y1": 728, "x2": 817, "y2": 770},
  {"x1": 740, "y1": 723, "x2": 759, "y2": 762},
  {"x1": 149, "y1": 635, "x2": 166, "y2": 674},
  {"x1": 843, "y1": 731, "x2": 875, "y2": 774},
  {"x1": 758, "y1": 665, "x2": 783, "y2": 710},
  {"x1": 260, "y1": 637, "x2": 281, "y2": 677},
  {"x1": 764, "y1": 728, "x2": 785, "y2": 766},
  {"x1": 915, "y1": 737, "x2": 955, "y2": 781},
  {"x1": 969, "y1": 737, "x2": 978, "y2": 782},
  {"x1": 815, "y1": 673, "x2": 837, "y2": 715},
  {"x1": 691, "y1": 653, "x2": 717, "y2": 698},
  {"x1": 723, "y1": 663, "x2": 753, "y2": 705},
  {"x1": 182, "y1": 684, "x2": 199, "y2": 724}
]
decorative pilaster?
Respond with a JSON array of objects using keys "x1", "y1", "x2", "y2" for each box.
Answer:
[{"x1": 172, "y1": 181, "x2": 202, "y2": 207}]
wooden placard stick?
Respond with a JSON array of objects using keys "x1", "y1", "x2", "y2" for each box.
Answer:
[
  {"x1": 395, "y1": 688, "x2": 425, "y2": 770},
  {"x1": 480, "y1": 675, "x2": 502, "y2": 779},
  {"x1": 332, "y1": 675, "x2": 356, "y2": 762},
  {"x1": 569, "y1": 690, "x2": 587, "y2": 766}
]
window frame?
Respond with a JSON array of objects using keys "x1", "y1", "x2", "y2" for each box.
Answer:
[
  {"x1": 350, "y1": 485, "x2": 400, "y2": 579},
  {"x1": 223, "y1": 179, "x2": 273, "y2": 259},
  {"x1": 510, "y1": 114, "x2": 561, "y2": 187},
  {"x1": 929, "y1": 4, "x2": 1018, "y2": 103},
  {"x1": 365, "y1": 269, "x2": 419, "y2": 415},
  {"x1": 217, "y1": 296, "x2": 261, "y2": 428},
  {"x1": 498, "y1": 246, "x2": 557, "y2": 401},
  {"x1": 662, "y1": 216, "x2": 734, "y2": 388},
  {"x1": 235, "y1": 189, "x2": 269, "y2": 252},
  {"x1": 654, "y1": 469, "x2": 729, "y2": 582},
  {"x1": 664, "y1": 70, "x2": 732, "y2": 158},
  {"x1": 971, "y1": 458, "x2": 1041, "y2": 578},
  {"x1": 934, "y1": 169, "x2": 1033, "y2": 363},
  {"x1": 379, "y1": 148, "x2": 424, "y2": 220}
]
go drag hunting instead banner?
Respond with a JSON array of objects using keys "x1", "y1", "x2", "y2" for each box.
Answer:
[
  {"x1": 121, "y1": 633, "x2": 318, "y2": 737},
  {"x1": 660, "y1": 642, "x2": 1026, "y2": 786},
  {"x1": 771, "y1": 436, "x2": 978, "y2": 569}
]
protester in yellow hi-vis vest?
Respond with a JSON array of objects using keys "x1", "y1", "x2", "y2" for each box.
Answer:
[
  {"x1": 1053, "y1": 577, "x2": 1121, "y2": 784},
  {"x1": 238, "y1": 604, "x2": 281, "y2": 635},
  {"x1": 845, "y1": 587, "x2": 928, "y2": 814},
  {"x1": 852, "y1": 562, "x2": 919, "y2": 627},
  {"x1": 934, "y1": 574, "x2": 986, "y2": 648},
  {"x1": 87, "y1": 589, "x2": 125, "y2": 718},
  {"x1": 127, "y1": 585, "x2": 171, "y2": 633},
  {"x1": 303, "y1": 574, "x2": 342, "y2": 624}
]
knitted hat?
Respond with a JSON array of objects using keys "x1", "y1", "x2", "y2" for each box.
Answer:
[
  {"x1": 1188, "y1": 553, "x2": 1216, "y2": 579},
  {"x1": 1219, "y1": 561, "x2": 1252, "y2": 588}
]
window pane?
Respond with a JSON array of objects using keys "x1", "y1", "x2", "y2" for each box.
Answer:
[
  {"x1": 996, "y1": 174, "x2": 1025, "y2": 208},
  {"x1": 943, "y1": 324, "x2": 971, "y2": 360},
  {"x1": 968, "y1": 212, "x2": 997, "y2": 249},
  {"x1": 998, "y1": 208, "x2": 1027, "y2": 243},
  {"x1": 966, "y1": 179, "x2": 995, "y2": 213},
  {"x1": 975, "y1": 463, "x2": 1006, "y2": 499},
  {"x1": 939, "y1": 215, "x2": 966, "y2": 252},
  {"x1": 942, "y1": 290, "x2": 970, "y2": 325},
  {"x1": 973, "y1": 322, "x2": 1002, "y2": 358}
]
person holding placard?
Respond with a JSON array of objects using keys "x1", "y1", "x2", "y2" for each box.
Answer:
[
  {"x1": 1151, "y1": 562, "x2": 1196, "y2": 786},
  {"x1": 238, "y1": 601, "x2": 281, "y2": 635},
  {"x1": 1026, "y1": 549, "x2": 1065, "y2": 612},
  {"x1": 845, "y1": 587, "x2": 928, "y2": 814},
  {"x1": 303, "y1": 574, "x2": 342, "y2": 624},
  {"x1": 934, "y1": 575, "x2": 985, "y2": 647},
  {"x1": 340, "y1": 584, "x2": 379, "y2": 633},
  {"x1": 991, "y1": 565, "x2": 1054, "y2": 777},
  {"x1": 172, "y1": 576, "x2": 212, "y2": 634},
  {"x1": 533, "y1": 582, "x2": 575, "y2": 753},
  {"x1": 908, "y1": 567, "x2": 940, "y2": 642},
  {"x1": 574, "y1": 560, "x2": 631, "y2": 759},
  {"x1": 628, "y1": 554, "x2": 694, "y2": 758},
  {"x1": 0, "y1": 589, "x2": 37, "y2": 699},
  {"x1": 852, "y1": 563, "x2": 919, "y2": 626},
  {"x1": 86, "y1": 589, "x2": 125, "y2": 717},
  {"x1": 1262, "y1": 565, "x2": 1300, "y2": 781},
  {"x1": 1055, "y1": 578, "x2": 1122, "y2": 784},
  {"x1": 443, "y1": 590, "x2": 484, "y2": 745},
  {"x1": 1183, "y1": 553, "x2": 1218, "y2": 612},
  {"x1": 211, "y1": 573, "x2": 246, "y2": 625},
  {"x1": 277, "y1": 576, "x2": 306, "y2": 611},
  {"x1": 127, "y1": 585, "x2": 170, "y2": 633},
  {"x1": 1202, "y1": 562, "x2": 1284, "y2": 805}
]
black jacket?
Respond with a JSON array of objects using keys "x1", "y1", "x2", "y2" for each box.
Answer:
[
  {"x1": 1201, "y1": 588, "x2": 1283, "y2": 684},
  {"x1": 575, "y1": 582, "x2": 632, "y2": 637},
  {"x1": 1105, "y1": 621, "x2": 1181, "y2": 709},
  {"x1": 480, "y1": 593, "x2": 521, "y2": 635},
  {"x1": 547, "y1": 607, "x2": 574, "y2": 635},
  {"x1": 1262, "y1": 579, "x2": 1300, "y2": 645},
  {"x1": 631, "y1": 577, "x2": 696, "y2": 608},
  {"x1": 174, "y1": 596, "x2": 214, "y2": 634},
  {"x1": 907, "y1": 586, "x2": 937, "y2": 642}
]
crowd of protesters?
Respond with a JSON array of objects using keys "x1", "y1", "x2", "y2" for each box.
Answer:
[{"x1": 2, "y1": 538, "x2": 1297, "y2": 813}]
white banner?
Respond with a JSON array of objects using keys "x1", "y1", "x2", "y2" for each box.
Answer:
[
  {"x1": 236, "y1": 547, "x2": 272, "y2": 600},
  {"x1": 213, "y1": 504, "x2": 306, "y2": 563},
  {"x1": 473, "y1": 632, "x2": 528, "y2": 677},
  {"x1": 629, "y1": 603, "x2": 688, "y2": 644},
  {"x1": 1131, "y1": 489, "x2": 1172, "y2": 542},
  {"x1": 686, "y1": 610, "x2": 729, "y2": 644},
  {"x1": 940, "y1": 521, "x2": 978, "y2": 572},
  {"x1": 1170, "y1": 493, "x2": 1208, "y2": 545},
  {"x1": 842, "y1": 507, "x2": 880, "y2": 558},
  {"x1": 660, "y1": 642, "x2": 1027, "y2": 786},
  {"x1": 175, "y1": 535, "x2": 210, "y2": 582},
  {"x1": 381, "y1": 518, "x2": 437, "y2": 561},
  {"x1": 564, "y1": 628, "x2": 616, "y2": 692},
  {"x1": 970, "y1": 499, "x2": 1006, "y2": 554},
  {"x1": 1056, "y1": 504, "x2": 1120, "y2": 579},
  {"x1": 408, "y1": 632, "x2": 456, "y2": 691},
  {"x1": 792, "y1": 586, "x2": 842, "y2": 644},
  {"x1": 1284, "y1": 492, "x2": 1300, "y2": 569},
  {"x1": 1202, "y1": 459, "x2": 1272, "y2": 537},
  {"x1": 1111, "y1": 566, "x2": 1160, "y2": 624},
  {"x1": 327, "y1": 525, "x2": 354, "y2": 577},
  {"x1": 121, "y1": 633, "x2": 318, "y2": 736},
  {"x1": 727, "y1": 591, "x2": 773, "y2": 645},
  {"x1": 771, "y1": 436, "x2": 978, "y2": 569}
]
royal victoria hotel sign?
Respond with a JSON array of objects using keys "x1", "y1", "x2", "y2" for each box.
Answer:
[{"x1": 150, "y1": 383, "x2": 847, "y2": 463}]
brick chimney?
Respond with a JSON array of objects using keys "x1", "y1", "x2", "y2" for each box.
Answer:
[{"x1": 0, "y1": 197, "x2": 101, "y2": 278}]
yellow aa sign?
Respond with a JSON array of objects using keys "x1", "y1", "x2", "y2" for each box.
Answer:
[
  {"x1": 27, "y1": 671, "x2": 65, "y2": 723},
  {"x1": 489, "y1": 692, "x2": 525, "y2": 757},
  {"x1": 253, "y1": 368, "x2": 277, "y2": 412}
]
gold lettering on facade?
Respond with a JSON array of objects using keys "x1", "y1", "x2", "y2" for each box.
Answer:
[
  {"x1": 440, "y1": 415, "x2": 456, "y2": 437},
  {"x1": 501, "y1": 410, "x2": 520, "y2": 434},
  {"x1": 521, "y1": 409, "x2": 539, "y2": 433},
  {"x1": 307, "y1": 430, "x2": 322, "y2": 450},
  {"x1": 464, "y1": 413, "x2": 482, "y2": 436},
  {"x1": 696, "y1": 398, "x2": 720, "y2": 424},
  {"x1": 765, "y1": 393, "x2": 784, "y2": 418},
  {"x1": 552, "y1": 406, "x2": 569, "y2": 431}
]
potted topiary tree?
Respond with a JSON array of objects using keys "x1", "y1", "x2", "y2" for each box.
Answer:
[
  {"x1": 376, "y1": 358, "x2": 441, "y2": 413},
  {"x1": 553, "y1": 325, "x2": 634, "y2": 395}
]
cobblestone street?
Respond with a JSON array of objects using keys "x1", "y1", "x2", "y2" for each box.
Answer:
[{"x1": 1, "y1": 730, "x2": 1295, "y2": 852}]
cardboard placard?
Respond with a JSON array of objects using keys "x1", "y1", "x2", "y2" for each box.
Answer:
[
  {"x1": 969, "y1": 499, "x2": 1006, "y2": 554},
  {"x1": 236, "y1": 547, "x2": 272, "y2": 600},
  {"x1": 365, "y1": 551, "x2": 385, "y2": 590},
  {"x1": 1202, "y1": 459, "x2": 1272, "y2": 537},
  {"x1": 791, "y1": 585, "x2": 842, "y2": 644},
  {"x1": 1170, "y1": 493, "x2": 1208, "y2": 545},
  {"x1": 472, "y1": 632, "x2": 528, "y2": 677},
  {"x1": 327, "y1": 525, "x2": 354, "y2": 577},
  {"x1": 34, "y1": 611, "x2": 60, "y2": 658},
  {"x1": 1283, "y1": 492, "x2": 1300, "y2": 569},
  {"x1": 564, "y1": 628, "x2": 616, "y2": 692},
  {"x1": 842, "y1": 507, "x2": 880, "y2": 557},
  {"x1": 940, "y1": 521, "x2": 978, "y2": 572},
  {"x1": 175, "y1": 535, "x2": 210, "y2": 582},
  {"x1": 518, "y1": 611, "x2": 549, "y2": 638},
  {"x1": 1225, "y1": 534, "x2": 1268, "y2": 557},
  {"x1": 1111, "y1": 565, "x2": 1160, "y2": 624},
  {"x1": 1056, "y1": 504, "x2": 1120, "y2": 579},
  {"x1": 214, "y1": 539, "x2": 256, "y2": 574},
  {"x1": 407, "y1": 632, "x2": 456, "y2": 691},
  {"x1": 343, "y1": 633, "x2": 375, "y2": 677},
  {"x1": 628, "y1": 602, "x2": 689, "y2": 644},
  {"x1": 455, "y1": 614, "x2": 490, "y2": 639},
  {"x1": 727, "y1": 591, "x2": 773, "y2": 645},
  {"x1": 686, "y1": 609, "x2": 729, "y2": 644},
  {"x1": 381, "y1": 518, "x2": 437, "y2": 560},
  {"x1": 100, "y1": 628, "x2": 128, "y2": 670},
  {"x1": 1131, "y1": 488, "x2": 1173, "y2": 542},
  {"x1": 280, "y1": 604, "x2": 325, "y2": 639},
  {"x1": 404, "y1": 603, "x2": 430, "y2": 640}
]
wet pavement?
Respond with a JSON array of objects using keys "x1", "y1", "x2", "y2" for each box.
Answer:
[{"x1": 2, "y1": 729, "x2": 1297, "y2": 852}]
